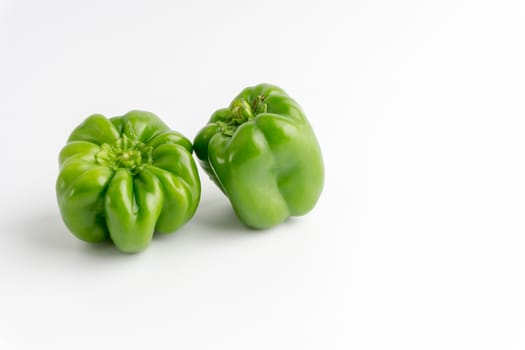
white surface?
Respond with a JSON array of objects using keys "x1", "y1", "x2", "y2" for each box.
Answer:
[{"x1": 1, "y1": 0, "x2": 525, "y2": 349}]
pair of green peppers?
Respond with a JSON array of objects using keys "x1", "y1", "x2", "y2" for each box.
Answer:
[{"x1": 56, "y1": 84, "x2": 324, "y2": 253}]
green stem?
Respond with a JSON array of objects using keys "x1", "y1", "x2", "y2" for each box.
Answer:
[
  {"x1": 95, "y1": 134, "x2": 152, "y2": 174},
  {"x1": 222, "y1": 95, "x2": 268, "y2": 137},
  {"x1": 252, "y1": 95, "x2": 267, "y2": 114},
  {"x1": 230, "y1": 99, "x2": 253, "y2": 124}
]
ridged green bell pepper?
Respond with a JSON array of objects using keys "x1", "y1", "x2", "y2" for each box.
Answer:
[
  {"x1": 56, "y1": 110, "x2": 201, "y2": 253},
  {"x1": 194, "y1": 83, "x2": 324, "y2": 229}
]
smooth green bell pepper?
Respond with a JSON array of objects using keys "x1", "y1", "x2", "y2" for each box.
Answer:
[
  {"x1": 194, "y1": 83, "x2": 324, "y2": 229},
  {"x1": 56, "y1": 110, "x2": 201, "y2": 253}
]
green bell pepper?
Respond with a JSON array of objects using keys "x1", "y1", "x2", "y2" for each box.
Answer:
[
  {"x1": 56, "y1": 110, "x2": 201, "y2": 253},
  {"x1": 194, "y1": 83, "x2": 324, "y2": 229}
]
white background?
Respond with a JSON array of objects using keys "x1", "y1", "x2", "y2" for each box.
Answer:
[{"x1": 1, "y1": 0, "x2": 524, "y2": 349}]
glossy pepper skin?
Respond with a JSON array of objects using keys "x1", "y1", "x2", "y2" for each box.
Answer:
[
  {"x1": 56, "y1": 111, "x2": 201, "y2": 253},
  {"x1": 194, "y1": 83, "x2": 324, "y2": 229}
]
